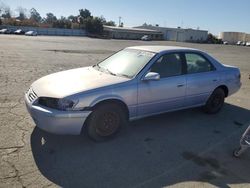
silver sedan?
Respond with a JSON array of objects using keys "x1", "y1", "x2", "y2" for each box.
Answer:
[{"x1": 25, "y1": 46, "x2": 241, "y2": 141}]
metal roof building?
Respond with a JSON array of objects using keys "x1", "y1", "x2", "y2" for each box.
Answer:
[
  {"x1": 135, "y1": 25, "x2": 208, "y2": 42},
  {"x1": 103, "y1": 26, "x2": 163, "y2": 40}
]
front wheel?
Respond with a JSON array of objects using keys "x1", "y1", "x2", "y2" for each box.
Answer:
[
  {"x1": 86, "y1": 103, "x2": 127, "y2": 142},
  {"x1": 203, "y1": 88, "x2": 225, "y2": 114}
]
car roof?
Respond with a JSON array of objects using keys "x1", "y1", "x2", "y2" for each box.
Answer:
[{"x1": 126, "y1": 45, "x2": 200, "y2": 53}]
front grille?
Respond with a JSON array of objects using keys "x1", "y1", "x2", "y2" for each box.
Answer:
[{"x1": 27, "y1": 88, "x2": 38, "y2": 103}]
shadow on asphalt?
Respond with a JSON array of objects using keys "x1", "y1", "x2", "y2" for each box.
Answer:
[{"x1": 31, "y1": 103, "x2": 250, "y2": 188}]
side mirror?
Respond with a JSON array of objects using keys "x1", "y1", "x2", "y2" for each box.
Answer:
[{"x1": 143, "y1": 72, "x2": 160, "y2": 81}]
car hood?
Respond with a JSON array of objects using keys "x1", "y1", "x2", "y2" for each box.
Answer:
[{"x1": 31, "y1": 66, "x2": 130, "y2": 98}]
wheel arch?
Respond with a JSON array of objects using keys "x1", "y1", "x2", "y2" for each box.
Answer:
[
  {"x1": 215, "y1": 85, "x2": 229, "y2": 97},
  {"x1": 90, "y1": 97, "x2": 129, "y2": 119},
  {"x1": 81, "y1": 97, "x2": 129, "y2": 135}
]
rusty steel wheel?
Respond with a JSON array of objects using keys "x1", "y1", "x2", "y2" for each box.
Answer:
[
  {"x1": 203, "y1": 88, "x2": 225, "y2": 114},
  {"x1": 95, "y1": 111, "x2": 120, "y2": 137},
  {"x1": 86, "y1": 103, "x2": 127, "y2": 141}
]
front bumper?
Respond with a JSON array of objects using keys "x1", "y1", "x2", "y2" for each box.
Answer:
[{"x1": 25, "y1": 93, "x2": 91, "y2": 135}]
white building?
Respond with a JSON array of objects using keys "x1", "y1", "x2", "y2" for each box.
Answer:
[
  {"x1": 135, "y1": 25, "x2": 208, "y2": 42},
  {"x1": 219, "y1": 32, "x2": 250, "y2": 44}
]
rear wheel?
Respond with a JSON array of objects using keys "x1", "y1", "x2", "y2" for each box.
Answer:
[
  {"x1": 203, "y1": 88, "x2": 225, "y2": 114},
  {"x1": 87, "y1": 103, "x2": 127, "y2": 142}
]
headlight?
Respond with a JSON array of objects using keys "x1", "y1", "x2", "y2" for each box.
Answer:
[
  {"x1": 57, "y1": 98, "x2": 78, "y2": 111},
  {"x1": 38, "y1": 97, "x2": 78, "y2": 111}
]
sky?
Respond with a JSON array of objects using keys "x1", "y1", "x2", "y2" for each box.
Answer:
[{"x1": 1, "y1": 0, "x2": 250, "y2": 35}]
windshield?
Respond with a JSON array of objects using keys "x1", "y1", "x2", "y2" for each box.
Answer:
[{"x1": 95, "y1": 49, "x2": 155, "y2": 78}]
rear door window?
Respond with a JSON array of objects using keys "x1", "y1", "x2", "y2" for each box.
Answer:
[{"x1": 185, "y1": 53, "x2": 215, "y2": 74}]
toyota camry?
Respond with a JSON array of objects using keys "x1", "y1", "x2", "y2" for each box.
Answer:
[{"x1": 25, "y1": 46, "x2": 241, "y2": 141}]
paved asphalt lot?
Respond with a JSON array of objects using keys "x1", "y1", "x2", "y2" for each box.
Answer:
[{"x1": 0, "y1": 35, "x2": 250, "y2": 188}]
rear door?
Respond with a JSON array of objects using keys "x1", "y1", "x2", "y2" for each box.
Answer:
[{"x1": 184, "y1": 52, "x2": 220, "y2": 107}]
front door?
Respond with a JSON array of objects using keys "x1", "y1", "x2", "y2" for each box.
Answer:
[{"x1": 137, "y1": 53, "x2": 186, "y2": 117}]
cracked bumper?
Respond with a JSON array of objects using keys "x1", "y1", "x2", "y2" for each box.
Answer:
[{"x1": 25, "y1": 94, "x2": 91, "y2": 135}]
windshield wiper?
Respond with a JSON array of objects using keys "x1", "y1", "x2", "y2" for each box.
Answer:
[
  {"x1": 94, "y1": 64, "x2": 108, "y2": 73},
  {"x1": 116, "y1": 73, "x2": 131, "y2": 78},
  {"x1": 104, "y1": 69, "x2": 130, "y2": 78},
  {"x1": 104, "y1": 68, "x2": 117, "y2": 76},
  {"x1": 94, "y1": 65, "x2": 130, "y2": 78},
  {"x1": 93, "y1": 64, "x2": 101, "y2": 69},
  {"x1": 104, "y1": 68, "x2": 131, "y2": 78}
]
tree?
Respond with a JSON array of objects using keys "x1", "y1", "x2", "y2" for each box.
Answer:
[
  {"x1": 68, "y1": 15, "x2": 77, "y2": 23},
  {"x1": 104, "y1": 21, "x2": 116, "y2": 26},
  {"x1": 77, "y1": 9, "x2": 104, "y2": 34},
  {"x1": 78, "y1": 9, "x2": 92, "y2": 25},
  {"x1": 99, "y1": 16, "x2": 106, "y2": 23},
  {"x1": 0, "y1": 3, "x2": 11, "y2": 18},
  {"x1": 30, "y1": 8, "x2": 41, "y2": 22},
  {"x1": 0, "y1": 3, "x2": 3, "y2": 15},
  {"x1": 44, "y1": 12, "x2": 57, "y2": 24},
  {"x1": 1, "y1": 7, "x2": 11, "y2": 19},
  {"x1": 207, "y1": 33, "x2": 222, "y2": 44},
  {"x1": 18, "y1": 12, "x2": 26, "y2": 20},
  {"x1": 79, "y1": 9, "x2": 91, "y2": 19},
  {"x1": 99, "y1": 16, "x2": 116, "y2": 26},
  {"x1": 52, "y1": 16, "x2": 71, "y2": 29},
  {"x1": 85, "y1": 17, "x2": 103, "y2": 34},
  {"x1": 16, "y1": 7, "x2": 27, "y2": 20}
]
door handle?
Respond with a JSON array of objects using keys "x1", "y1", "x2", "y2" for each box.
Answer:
[{"x1": 177, "y1": 84, "x2": 184, "y2": 87}]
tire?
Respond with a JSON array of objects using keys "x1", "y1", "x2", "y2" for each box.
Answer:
[
  {"x1": 86, "y1": 103, "x2": 127, "y2": 142},
  {"x1": 203, "y1": 88, "x2": 225, "y2": 114}
]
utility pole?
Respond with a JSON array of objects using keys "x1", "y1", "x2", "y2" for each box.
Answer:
[{"x1": 119, "y1": 16, "x2": 122, "y2": 27}]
